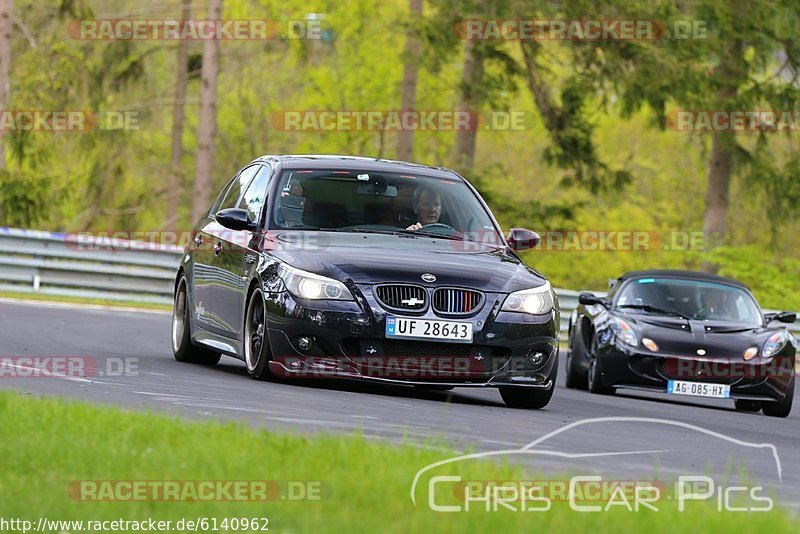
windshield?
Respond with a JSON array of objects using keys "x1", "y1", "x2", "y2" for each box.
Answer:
[
  {"x1": 269, "y1": 169, "x2": 503, "y2": 245},
  {"x1": 614, "y1": 277, "x2": 762, "y2": 325}
]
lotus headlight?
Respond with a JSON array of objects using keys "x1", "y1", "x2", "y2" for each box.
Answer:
[
  {"x1": 610, "y1": 317, "x2": 638, "y2": 347},
  {"x1": 278, "y1": 263, "x2": 353, "y2": 301},
  {"x1": 762, "y1": 331, "x2": 788, "y2": 359},
  {"x1": 501, "y1": 281, "x2": 554, "y2": 315}
]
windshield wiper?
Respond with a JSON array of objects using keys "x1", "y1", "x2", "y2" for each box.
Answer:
[
  {"x1": 616, "y1": 304, "x2": 691, "y2": 320},
  {"x1": 319, "y1": 226, "x2": 496, "y2": 244},
  {"x1": 402, "y1": 229, "x2": 465, "y2": 241},
  {"x1": 319, "y1": 227, "x2": 418, "y2": 238}
]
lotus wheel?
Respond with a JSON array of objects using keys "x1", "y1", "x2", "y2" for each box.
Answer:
[{"x1": 762, "y1": 378, "x2": 794, "y2": 418}]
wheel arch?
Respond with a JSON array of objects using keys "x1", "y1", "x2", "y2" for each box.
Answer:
[{"x1": 174, "y1": 267, "x2": 185, "y2": 296}]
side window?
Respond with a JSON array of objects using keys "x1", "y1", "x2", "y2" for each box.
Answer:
[
  {"x1": 238, "y1": 165, "x2": 271, "y2": 223},
  {"x1": 217, "y1": 165, "x2": 261, "y2": 212},
  {"x1": 210, "y1": 176, "x2": 237, "y2": 215}
]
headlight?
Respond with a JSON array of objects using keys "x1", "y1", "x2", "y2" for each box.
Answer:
[
  {"x1": 278, "y1": 263, "x2": 353, "y2": 301},
  {"x1": 762, "y1": 332, "x2": 788, "y2": 358},
  {"x1": 501, "y1": 281, "x2": 554, "y2": 315},
  {"x1": 610, "y1": 317, "x2": 638, "y2": 347}
]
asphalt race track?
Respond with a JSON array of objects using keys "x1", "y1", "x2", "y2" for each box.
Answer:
[{"x1": 2, "y1": 299, "x2": 798, "y2": 514}]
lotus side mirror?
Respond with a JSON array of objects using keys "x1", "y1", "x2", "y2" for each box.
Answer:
[
  {"x1": 216, "y1": 208, "x2": 257, "y2": 231},
  {"x1": 578, "y1": 292, "x2": 610, "y2": 307},
  {"x1": 506, "y1": 228, "x2": 540, "y2": 251},
  {"x1": 766, "y1": 311, "x2": 797, "y2": 324}
]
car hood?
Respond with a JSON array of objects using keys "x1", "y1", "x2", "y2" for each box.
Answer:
[
  {"x1": 618, "y1": 313, "x2": 770, "y2": 358},
  {"x1": 265, "y1": 231, "x2": 545, "y2": 293}
]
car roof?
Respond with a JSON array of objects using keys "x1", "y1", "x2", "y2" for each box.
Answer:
[
  {"x1": 617, "y1": 269, "x2": 749, "y2": 289},
  {"x1": 250, "y1": 154, "x2": 463, "y2": 180}
]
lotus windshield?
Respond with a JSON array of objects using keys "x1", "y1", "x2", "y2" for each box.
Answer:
[
  {"x1": 270, "y1": 169, "x2": 503, "y2": 245},
  {"x1": 615, "y1": 278, "x2": 762, "y2": 325}
]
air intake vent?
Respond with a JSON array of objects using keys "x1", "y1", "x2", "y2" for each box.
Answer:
[
  {"x1": 375, "y1": 284, "x2": 427, "y2": 312},
  {"x1": 433, "y1": 288, "x2": 483, "y2": 315}
]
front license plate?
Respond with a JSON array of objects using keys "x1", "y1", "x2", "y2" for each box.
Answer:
[
  {"x1": 385, "y1": 316, "x2": 473, "y2": 343},
  {"x1": 667, "y1": 380, "x2": 730, "y2": 398}
]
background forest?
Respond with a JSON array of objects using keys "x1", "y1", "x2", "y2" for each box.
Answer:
[{"x1": 0, "y1": 0, "x2": 798, "y2": 308}]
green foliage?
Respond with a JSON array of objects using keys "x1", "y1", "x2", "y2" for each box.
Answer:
[
  {"x1": 706, "y1": 246, "x2": 800, "y2": 311},
  {"x1": 0, "y1": 168, "x2": 51, "y2": 227},
  {"x1": 0, "y1": 0, "x2": 798, "y2": 311}
]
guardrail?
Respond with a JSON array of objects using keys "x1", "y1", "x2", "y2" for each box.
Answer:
[
  {"x1": 0, "y1": 227, "x2": 181, "y2": 305},
  {"x1": 0, "y1": 227, "x2": 797, "y2": 339}
]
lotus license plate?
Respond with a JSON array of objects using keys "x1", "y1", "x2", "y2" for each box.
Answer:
[
  {"x1": 385, "y1": 316, "x2": 472, "y2": 343},
  {"x1": 667, "y1": 380, "x2": 730, "y2": 398}
]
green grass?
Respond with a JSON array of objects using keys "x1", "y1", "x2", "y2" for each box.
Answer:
[
  {"x1": 0, "y1": 291, "x2": 171, "y2": 312},
  {"x1": 0, "y1": 392, "x2": 796, "y2": 532}
]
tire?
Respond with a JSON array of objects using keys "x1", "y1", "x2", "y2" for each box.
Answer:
[
  {"x1": 564, "y1": 345, "x2": 586, "y2": 390},
  {"x1": 172, "y1": 275, "x2": 221, "y2": 365},
  {"x1": 588, "y1": 357, "x2": 614, "y2": 395},
  {"x1": 762, "y1": 378, "x2": 794, "y2": 418},
  {"x1": 244, "y1": 286, "x2": 275, "y2": 380},
  {"x1": 499, "y1": 354, "x2": 558, "y2": 409},
  {"x1": 734, "y1": 400, "x2": 762, "y2": 413}
]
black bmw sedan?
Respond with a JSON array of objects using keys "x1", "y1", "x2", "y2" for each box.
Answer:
[
  {"x1": 171, "y1": 155, "x2": 560, "y2": 409},
  {"x1": 566, "y1": 270, "x2": 797, "y2": 417}
]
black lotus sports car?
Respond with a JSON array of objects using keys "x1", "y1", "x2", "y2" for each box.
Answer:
[
  {"x1": 171, "y1": 155, "x2": 560, "y2": 409},
  {"x1": 565, "y1": 270, "x2": 797, "y2": 417}
]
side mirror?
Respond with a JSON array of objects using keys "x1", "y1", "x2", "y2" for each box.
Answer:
[
  {"x1": 766, "y1": 311, "x2": 797, "y2": 324},
  {"x1": 506, "y1": 228, "x2": 540, "y2": 251},
  {"x1": 216, "y1": 208, "x2": 256, "y2": 231},
  {"x1": 578, "y1": 292, "x2": 610, "y2": 307}
]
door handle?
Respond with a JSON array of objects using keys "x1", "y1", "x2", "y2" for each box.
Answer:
[{"x1": 213, "y1": 242, "x2": 223, "y2": 256}]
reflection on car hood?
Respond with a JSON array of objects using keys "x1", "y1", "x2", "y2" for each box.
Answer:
[{"x1": 266, "y1": 231, "x2": 545, "y2": 293}]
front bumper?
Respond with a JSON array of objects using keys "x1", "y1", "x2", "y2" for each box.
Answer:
[
  {"x1": 596, "y1": 345, "x2": 795, "y2": 402},
  {"x1": 263, "y1": 287, "x2": 559, "y2": 388}
]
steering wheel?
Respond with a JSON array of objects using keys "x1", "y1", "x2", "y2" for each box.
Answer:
[{"x1": 419, "y1": 222, "x2": 456, "y2": 233}]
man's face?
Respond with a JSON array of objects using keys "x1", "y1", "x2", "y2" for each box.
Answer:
[{"x1": 415, "y1": 189, "x2": 441, "y2": 225}]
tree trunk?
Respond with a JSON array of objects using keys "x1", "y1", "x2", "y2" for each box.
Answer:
[
  {"x1": 520, "y1": 40, "x2": 561, "y2": 139},
  {"x1": 191, "y1": 0, "x2": 222, "y2": 223},
  {"x1": 453, "y1": 39, "x2": 483, "y2": 174},
  {"x1": 701, "y1": 40, "x2": 743, "y2": 273},
  {"x1": 0, "y1": 0, "x2": 12, "y2": 172},
  {"x1": 702, "y1": 131, "x2": 734, "y2": 252},
  {"x1": 396, "y1": 0, "x2": 422, "y2": 162},
  {"x1": 167, "y1": 0, "x2": 191, "y2": 232}
]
